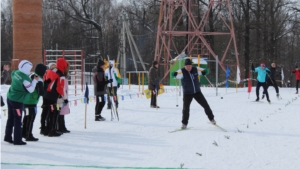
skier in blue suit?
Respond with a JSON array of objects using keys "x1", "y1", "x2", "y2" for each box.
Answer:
[{"x1": 252, "y1": 63, "x2": 271, "y2": 103}]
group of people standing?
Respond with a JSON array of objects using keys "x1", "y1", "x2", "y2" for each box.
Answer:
[
  {"x1": 252, "y1": 62, "x2": 300, "y2": 103},
  {"x1": 3, "y1": 58, "x2": 70, "y2": 145}
]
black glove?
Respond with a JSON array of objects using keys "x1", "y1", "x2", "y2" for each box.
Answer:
[
  {"x1": 266, "y1": 70, "x2": 271, "y2": 74},
  {"x1": 58, "y1": 95, "x2": 62, "y2": 99},
  {"x1": 64, "y1": 99, "x2": 68, "y2": 104},
  {"x1": 251, "y1": 63, "x2": 255, "y2": 71},
  {"x1": 117, "y1": 83, "x2": 120, "y2": 88},
  {"x1": 109, "y1": 79, "x2": 113, "y2": 83},
  {"x1": 1, "y1": 96, "x2": 5, "y2": 107},
  {"x1": 202, "y1": 70, "x2": 207, "y2": 76},
  {"x1": 173, "y1": 72, "x2": 178, "y2": 77}
]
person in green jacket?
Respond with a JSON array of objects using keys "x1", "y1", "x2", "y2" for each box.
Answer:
[
  {"x1": 4, "y1": 60, "x2": 40, "y2": 145},
  {"x1": 22, "y1": 63, "x2": 47, "y2": 141}
]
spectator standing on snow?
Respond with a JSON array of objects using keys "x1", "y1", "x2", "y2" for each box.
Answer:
[
  {"x1": 40, "y1": 63, "x2": 56, "y2": 136},
  {"x1": 22, "y1": 63, "x2": 47, "y2": 142},
  {"x1": 105, "y1": 60, "x2": 121, "y2": 109},
  {"x1": 292, "y1": 66, "x2": 300, "y2": 94},
  {"x1": 43, "y1": 58, "x2": 68, "y2": 137},
  {"x1": 172, "y1": 58, "x2": 216, "y2": 129},
  {"x1": 4, "y1": 60, "x2": 40, "y2": 145},
  {"x1": 148, "y1": 60, "x2": 160, "y2": 108},
  {"x1": 56, "y1": 62, "x2": 71, "y2": 134},
  {"x1": 262, "y1": 63, "x2": 281, "y2": 99},
  {"x1": 252, "y1": 63, "x2": 271, "y2": 103},
  {"x1": 93, "y1": 59, "x2": 113, "y2": 121},
  {"x1": 1, "y1": 64, "x2": 10, "y2": 107}
]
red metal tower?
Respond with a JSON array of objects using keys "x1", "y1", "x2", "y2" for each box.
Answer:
[{"x1": 154, "y1": 0, "x2": 239, "y2": 81}]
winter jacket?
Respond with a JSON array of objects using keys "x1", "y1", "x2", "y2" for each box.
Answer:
[
  {"x1": 253, "y1": 67, "x2": 270, "y2": 83},
  {"x1": 173, "y1": 67, "x2": 204, "y2": 95},
  {"x1": 57, "y1": 78, "x2": 68, "y2": 107},
  {"x1": 43, "y1": 58, "x2": 68, "y2": 101},
  {"x1": 93, "y1": 67, "x2": 110, "y2": 96},
  {"x1": 7, "y1": 60, "x2": 38, "y2": 103},
  {"x1": 92, "y1": 66, "x2": 97, "y2": 96},
  {"x1": 105, "y1": 61, "x2": 122, "y2": 87},
  {"x1": 23, "y1": 73, "x2": 44, "y2": 105},
  {"x1": 148, "y1": 66, "x2": 159, "y2": 90},
  {"x1": 267, "y1": 67, "x2": 279, "y2": 80},
  {"x1": 292, "y1": 69, "x2": 300, "y2": 80}
]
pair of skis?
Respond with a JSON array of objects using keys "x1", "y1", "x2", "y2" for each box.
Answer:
[{"x1": 168, "y1": 123, "x2": 227, "y2": 133}]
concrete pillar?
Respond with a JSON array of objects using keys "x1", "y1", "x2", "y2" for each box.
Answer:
[{"x1": 13, "y1": 0, "x2": 42, "y2": 68}]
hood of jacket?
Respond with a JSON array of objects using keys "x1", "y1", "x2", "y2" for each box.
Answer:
[
  {"x1": 18, "y1": 60, "x2": 33, "y2": 75},
  {"x1": 56, "y1": 58, "x2": 68, "y2": 73}
]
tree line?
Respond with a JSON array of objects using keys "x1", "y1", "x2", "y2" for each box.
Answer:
[{"x1": 1, "y1": 0, "x2": 300, "y2": 84}]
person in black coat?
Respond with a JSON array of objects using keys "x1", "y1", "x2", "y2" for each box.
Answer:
[
  {"x1": 93, "y1": 59, "x2": 113, "y2": 121},
  {"x1": 262, "y1": 63, "x2": 280, "y2": 99},
  {"x1": 172, "y1": 59, "x2": 216, "y2": 129}
]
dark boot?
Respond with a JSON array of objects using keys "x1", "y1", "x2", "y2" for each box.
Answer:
[
  {"x1": 40, "y1": 127, "x2": 48, "y2": 135},
  {"x1": 48, "y1": 130, "x2": 61, "y2": 137},
  {"x1": 26, "y1": 114, "x2": 38, "y2": 141},
  {"x1": 22, "y1": 115, "x2": 28, "y2": 138},
  {"x1": 61, "y1": 115, "x2": 70, "y2": 133}
]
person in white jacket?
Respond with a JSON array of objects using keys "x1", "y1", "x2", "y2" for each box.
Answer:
[{"x1": 105, "y1": 60, "x2": 121, "y2": 109}]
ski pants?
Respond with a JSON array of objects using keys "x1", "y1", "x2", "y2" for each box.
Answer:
[
  {"x1": 150, "y1": 90, "x2": 157, "y2": 107},
  {"x1": 4, "y1": 98, "x2": 24, "y2": 144},
  {"x1": 95, "y1": 95, "x2": 105, "y2": 116},
  {"x1": 23, "y1": 105, "x2": 37, "y2": 138},
  {"x1": 256, "y1": 82, "x2": 269, "y2": 100},
  {"x1": 182, "y1": 91, "x2": 214, "y2": 125},
  {"x1": 43, "y1": 99, "x2": 59, "y2": 132},
  {"x1": 107, "y1": 87, "x2": 118, "y2": 107},
  {"x1": 296, "y1": 80, "x2": 299, "y2": 92},
  {"x1": 263, "y1": 78, "x2": 279, "y2": 94}
]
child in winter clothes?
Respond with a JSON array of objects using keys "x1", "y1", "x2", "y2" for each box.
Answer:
[
  {"x1": 56, "y1": 62, "x2": 70, "y2": 133},
  {"x1": 40, "y1": 63, "x2": 56, "y2": 135},
  {"x1": 22, "y1": 64, "x2": 47, "y2": 141},
  {"x1": 4, "y1": 60, "x2": 40, "y2": 145},
  {"x1": 105, "y1": 60, "x2": 121, "y2": 109},
  {"x1": 252, "y1": 63, "x2": 271, "y2": 102},
  {"x1": 42, "y1": 58, "x2": 68, "y2": 137},
  {"x1": 292, "y1": 66, "x2": 300, "y2": 94},
  {"x1": 93, "y1": 59, "x2": 113, "y2": 121}
]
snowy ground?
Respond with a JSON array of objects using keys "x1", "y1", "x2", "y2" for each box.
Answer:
[{"x1": 1, "y1": 84, "x2": 300, "y2": 169}]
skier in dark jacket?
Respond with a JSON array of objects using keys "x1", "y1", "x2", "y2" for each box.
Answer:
[
  {"x1": 262, "y1": 63, "x2": 280, "y2": 99},
  {"x1": 4, "y1": 60, "x2": 40, "y2": 145},
  {"x1": 148, "y1": 60, "x2": 159, "y2": 108},
  {"x1": 93, "y1": 59, "x2": 113, "y2": 121},
  {"x1": 22, "y1": 63, "x2": 47, "y2": 141},
  {"x1": 172, "y1": 58, "x2": 216, "y2": 129}
]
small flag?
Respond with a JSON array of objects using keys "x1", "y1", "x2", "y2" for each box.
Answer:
[
  {"x1": 84, "y1": 82, "x2": 89, "y2": 104},
  {"x1": 248, "y1": 72, "x2": 252, "y2": 93},
  {"x1": 236, "y1": 66, "x2": 241, "y2": 84},
  {"x1": 281, "y1": 68, "x2": 284, "y2": 85},
  {"x1": 226, "y1": 65, "x2": 230, "y2": 88}
]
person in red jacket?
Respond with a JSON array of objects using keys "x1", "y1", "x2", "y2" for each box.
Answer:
[
  {"x1": 292, "y1": 66, "x2": 300, "y2": 94},
  {"x1": 42, "y1": 58, "x2": 68, "y2": 137}
]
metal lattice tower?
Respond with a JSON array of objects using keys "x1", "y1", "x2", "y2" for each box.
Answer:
[{"x1": 154, "y1": 0, "x2": 239, "y2": 81}]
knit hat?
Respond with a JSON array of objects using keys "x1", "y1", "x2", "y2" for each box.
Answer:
[
  {"x1": 260, "y1": 63, "x2": 265, "y2": 67},
  {"x1": 97, "y1": 59, "x2": 105, "y2": 67},
  {"x1": 152, "y1": 60, "x2": 158, "y2": 66},
  {"x1": 185, "y1": 59, "x2": 193, "y2": 66},
  {"x1": 35, "y1": 63, "x2": 47, "y2": 78},
  {"x1": 47, "y1": 63, "x2": 56, "y2": 69}
]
